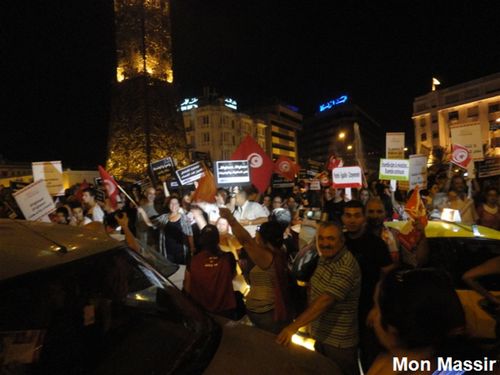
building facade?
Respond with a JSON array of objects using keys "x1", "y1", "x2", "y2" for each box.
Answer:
[
  {"x1": 300, "y1": 95, "x2": 384, "y2": 175},
  {"x1": 251, "y1": 102, "x2": 303, "y2": 161},
  {"x1": 413, "y1": 72, "x2": 500, "y2": 159},
  {"x1": 181, "y1": 91, "x2": 267, "y2": 161}
]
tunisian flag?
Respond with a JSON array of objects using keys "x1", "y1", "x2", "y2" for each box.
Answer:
[
  {"x1": 274, "y1": 156, "x2": 299, "y2": 181},
  {"x1": 231, "y1": 135, "x2": 273, "y2": 193},
  {"x1": 98, "y1": 165, "x2": 119, "y2": 210},
  {"x1": 398, "y1": 186, "x2": 428, "y2": 251}
]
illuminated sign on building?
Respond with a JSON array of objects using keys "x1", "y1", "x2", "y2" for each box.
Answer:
[
  {"x1": 224, "y1": 98, "x2": 238, "y2": 110},
  {"x1": 180, "y1": 98, "x2": 199, "y2": 111},
  {"x1": 318, "y1": 95, "x2": 348, "y2": 112}
]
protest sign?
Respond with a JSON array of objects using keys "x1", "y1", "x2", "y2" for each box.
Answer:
[
  {"x1": 409, "y1": 154, "x2": 428, "y2": 190},
  {"x1": 309, "y1": 179, "x2": 321, "y2": 190},
  {"x1": 450, "y1": 122, "x2": 484, "y2": 160},
  {"x1": 332, "y1": 166, "x2": 363, "y2": 188},
  {"x1": 477, "y1": 157, "x2": 500, "y2": 178},
  {"x1": 272, "y1": 174, "x2": 295, "y2": 188},
  {"x1": 150, "y1": 157, "x2": 176, "y2": 182},
  {"x1": 386, "y1": 133, "x2": 405, "y2": 159},
  {"x1": 175, "y1": 161, "x2": 205, "y2": 186},
  {"x1": 32, "y1": 161, "x2": 64, "y2": 196},
  {"x1": 379, "y1": 159, "x2": 409, "y2": 181},
  {"x1": 215, "y1": 160, "x2": 250, "y2": 186},
  {"x1": 13, "y1": 180, "x2": 56, "y2": 221}
]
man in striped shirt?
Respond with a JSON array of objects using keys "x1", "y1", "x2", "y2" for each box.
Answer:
[{"x1": 277, "y1": 222, "x2": 361, "y2": 375}]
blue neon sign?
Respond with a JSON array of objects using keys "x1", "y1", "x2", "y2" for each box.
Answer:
[
  {"x1": 318, "y1": 95, "x2": 348, "y2": 112},
  {"x1": 224, "y1": 98, "x2": 237, "y2": 110},
  {"x1": 180, "y1": 98, "x2": 199, "y2": 111}
]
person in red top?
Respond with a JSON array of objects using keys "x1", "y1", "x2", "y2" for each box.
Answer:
[{"x1": 184, "y1": 224, "x2": 237, "y2": 319}]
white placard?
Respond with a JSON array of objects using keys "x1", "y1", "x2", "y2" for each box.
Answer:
[
  {"x1": 386, "y1": 132, "x2": 405, "y2": 159},
  {"x1": 409, "y1": 154, "x2": 428, "y2": 190},
  {"x1": 331, "y1": 166, "x2": 363, "y2": 188},
  {"x1": 379, "y1": 159, "x2": 410, "y2": 181},
  {"x1": 309, "y1": 179, "x2": 321, "y2": 190},
  {"x1": 13, "y1": 180, "x2": 56, "y2": 221},
  {"x1": 32, "y1": 161, "x2": 64, "y2": 196},
  {"x1": 450, "y1": 123, "x2": 484, "y2": 161}
]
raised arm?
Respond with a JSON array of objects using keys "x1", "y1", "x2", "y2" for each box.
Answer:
[
  {"x1": 219, "y1": 207, "x2": 273, "y2": 270},
  {"x1": 462, "y1": 256, "x2": 500, "y2": 307}
]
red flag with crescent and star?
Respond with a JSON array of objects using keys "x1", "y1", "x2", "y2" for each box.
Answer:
[
  {"x1": 98, "y1": 165, "x2": 119, "y2": 210},
  {"x1": 231, "y1": 135, "x2": 273, "y2": 193},
  {"x1": 274, "y1": 156, "x2": 299, "y2": 181}
]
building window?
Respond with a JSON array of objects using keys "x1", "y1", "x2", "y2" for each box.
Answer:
[
  {"x1": 202, "y1": 132, "x2": 210, "y2": 144},
  {"x1": 420, "y1": 133, "x2": 427, "y2": 141},
  {"x1": 420, "y1": 118, "x2": 426, "y2": 127},
  {"x1": 432, "y1": 131, "x2": 439, "y2": 139},
  {"x1": 467, "y1": 106, "x2": 478, "y2": 118},
  {"x1": 489, "y1": 103, "x2": 500, "y2": 113},
  {"x1": 431, "y1": 115, "x2": 437, "y2": 123},
  {"x1": 448, "y1": 111, "x2": 459, "y2": 121}
]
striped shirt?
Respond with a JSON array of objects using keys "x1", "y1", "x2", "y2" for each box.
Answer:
[
  {"x1": 310, "y1": 247, "x2": 361, "y2": 348},
  {"x1": 246, "y1": 263, "x2": 276, "y2": 313}
]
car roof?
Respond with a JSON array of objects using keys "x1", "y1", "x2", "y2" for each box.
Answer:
[
  {"x1": 0, "y1": 219, "x2": 121, "y2": 282},
  {"x1": 384, "y1": 220, "x2": 500, "y2": 240}
]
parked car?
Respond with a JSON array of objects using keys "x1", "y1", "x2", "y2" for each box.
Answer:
[
  {"x1": 0, "y1": 219, "x2": 341, "y2": 374},
  {"x1": 385, "y1": 220, "x2": 500, "y2": 339}
]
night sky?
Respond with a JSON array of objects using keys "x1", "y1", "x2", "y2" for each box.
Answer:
[{"x1": 2, "y1": 0, "x2": 499, "y2": 169}]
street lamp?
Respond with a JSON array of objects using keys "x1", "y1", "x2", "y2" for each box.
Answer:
[
  {"x1": 347, "y1": 145, "x2": 353, "y2": 150},
  {"x1": 404, "y1": 147, "x2": 408, "y2": 151},
  {"x1": 338, "y1": 132, "x2": 346, "y2": 139}
]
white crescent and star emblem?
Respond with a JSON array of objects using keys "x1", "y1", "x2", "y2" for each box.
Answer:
[
  {"x1": 453, "y1": 148, "x2": 468, "y2": 163},
  {"x1": 278, "y1": 161, "x2": 290, "y2": 172},
  {"x1": 248, "y1": 153, "x2": 263, "y2": 168}
]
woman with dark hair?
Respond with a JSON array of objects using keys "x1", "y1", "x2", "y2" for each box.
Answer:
[
  {"x1": 368, "y1": 268, "x2": 486, "y2": 375},
  {"x1": 219, "y1": 207, "x2": 291, "y2": 333},
  {"x1": 476, "y1": 187, "x2": 500, "y2": 230},
  {"x1": 184, "y1": 225, "x2": 238, "y2": 319}
]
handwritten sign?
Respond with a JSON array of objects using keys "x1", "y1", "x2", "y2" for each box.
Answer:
[
  {"x1": 331, "y1": 166, "x2": 363, "y2": 188},
  {"x1": 450, "y1": 122, "x2": 484, "y2": 160},
  {"x1": 386, "y1": 133, "x2": 405, "y2": 159},
  {"x1": 379, "y1": 159, "x2": 409, "y2": 181},
  {"x1": 13, "y1": 180, "x2": 56, "y2": 221},
  {"x1": 215, "y1": 160, "x2": 250, "y2": 185},
  {"x1": 32, "y1": 161, "x2": 64, "y2": 196},
  {"x1": 175, "y1": 161, "x2": 205, "y2": 186}
]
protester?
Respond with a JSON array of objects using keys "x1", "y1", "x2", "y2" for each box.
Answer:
[
  {"x1": 261, "y1": 194, "x2": 272, "y2": 216},
  {"x1": 341, "y1": 200, "x2": 394, "y2": 371},
  {"x1": 358, "y1": 187, "x2": 371, "y2": 206},
  {"x1": 184, "y1": 225, "x2": 239, "y2": 319},
  {"x1": 232, "y1": 189, "x2": 268, "y2": 237},
  {"x1": 272, "y1": 195, "x2": 284, "y2": 210},
  {"x1": 476, "y1": 187, "x2": 500, "y2": 230},
  {"x1": 366, "y1": 198, "x2": 399, "y2": 262},
  {"x1": 367, "y1": 268, "x2": 485, "y2": 375},
  {"x1": 448, "y1": 188, "x2": 478, "y2": 225},
  {"x1": 135, "y1": 187, "x2": 159, "y2": 250},
  {"x1": 153, "y1": 196, "x2": 195, "y2": 265},
  {"x1": 54, "y1": 207, "x2": 70, "y2": 225},
  {"x1": 219, "y1": 207, "x2": 291, "y2": 334},
  {"x1": 69, "y1": 202, "x2": 92, "y2": 227},
  {"x1": 462, "y1": 255, "x2": 500, "y2": 311},
  {"x1": 81, "y1": 188, "x2": 105, "y2": 222},
  {"x1": 276, "y1": 222, "x2": 361, "y2": 375},
  {"x1": 429, "y1": 192, "x2": 450, "y2": 220}
]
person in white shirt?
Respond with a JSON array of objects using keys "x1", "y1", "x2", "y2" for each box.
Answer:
[
  {"x1": 82, "y1": 188, "x2": 105, "y2": 223},
  {"x1": 69, "y1": 203, "x2": 92, "y2": 227},
  {"x1": 233, "y1": 190, "x2": 268, "y2": 237}
]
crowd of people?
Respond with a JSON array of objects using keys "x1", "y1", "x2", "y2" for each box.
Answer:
[{"x1": 0, "y1": 165, "x2": 499, "y2": 374}]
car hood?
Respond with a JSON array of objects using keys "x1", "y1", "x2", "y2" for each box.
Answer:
[{"x1": 204, "y1": 318, "x2": 342, "y2": 375}]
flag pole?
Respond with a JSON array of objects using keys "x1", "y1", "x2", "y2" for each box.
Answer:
[{"x1": 116, "y1": 184, "x2": 138, "y2": 207}]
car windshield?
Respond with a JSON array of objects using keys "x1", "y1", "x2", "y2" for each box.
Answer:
[{"x1": 0, "y1": 247, "x2": 219, "y2": 374}]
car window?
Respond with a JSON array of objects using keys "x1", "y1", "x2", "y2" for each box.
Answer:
[
  {"x1": 427, "y1": 238, "x2": 500, "y2": 291},
  {"x1": 0, "y1": 248, "x2": 218, "y2": 374}
]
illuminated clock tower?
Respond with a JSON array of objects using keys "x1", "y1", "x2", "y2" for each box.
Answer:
[{"x1": 106, "y1": 0, "x2": 187, "y2": 179}]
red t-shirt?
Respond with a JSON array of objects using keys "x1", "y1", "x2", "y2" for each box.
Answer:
[{"x1": 189, "y1": 250, "x2": 236, "y2": 313}]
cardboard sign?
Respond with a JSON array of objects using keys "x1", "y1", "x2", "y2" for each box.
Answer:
[
  {"x1": 32, "y1": 161, "x2": 64, "y2": 196},
  {"x1": 215, "y1": 160, "x2": 250, "y2": 185},
  {"x1": 379, "y1": 159, "x2": 410, "y2": 181},
  {"x1": 409, "y1": 155, "x2": 428, "y2": 190},
  {"x1": 13, "y1": 179, "x2": 56, "y2": 221},
  {"x1": 150, "y1": 157, "x2": 176, "y2": 182},
  {"x1": 477, "y1": 157, "x2": 500, "y2": 178},
  {"x1": 175, "y1": 161, "x2": 205, "y2": 186},
  {"x1": 450, "y1": 123, "x2": 484, "y2": 160},
  {"x1": 386, "y1": 133, "x2": 405, "y2": 159},
  {"x1": 332, "y1": 166, "x2": 363, "y2": 188},
  {"x1": 272, "y1": 174, "x2": 295, "y2": 188}
]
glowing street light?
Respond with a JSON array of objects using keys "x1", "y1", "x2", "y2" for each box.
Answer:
[
  {"x1": 338, "y1": 132, "x2": 345, "y2": 139},
  {"x1": 347, "y1": 145, "x2": 353, "y2": 150},
  {"x1": 404, "y1": 147, "x2": 408, "y2": 151}
]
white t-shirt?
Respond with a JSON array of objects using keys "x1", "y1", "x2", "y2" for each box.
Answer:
[
  {"x1": 89, "y1": 204, "x2": 105, "y2": 223},
  {"x1": 233, "y1": 200, "x2": 268, "y2": 237}
]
